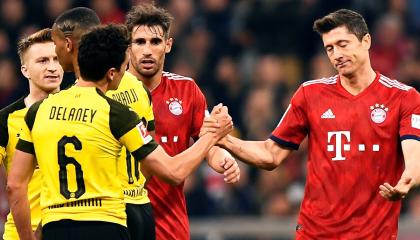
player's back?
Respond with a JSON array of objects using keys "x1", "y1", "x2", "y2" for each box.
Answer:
[
  {"x1": 0, "y1": 98, "x2": 42, "y2": 239},
  {"x1": 25, "y1": 85, "x2": 130, "y2": 227},
  {"x1": 106, "y1": 71, "x2": 154, "y2": 204}
]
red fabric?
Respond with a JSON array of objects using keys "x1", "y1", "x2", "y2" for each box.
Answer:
[
  {"x1": 271, "y1": 73, "x2": 420, "y2": 239},
  {"x1": 146, "y1": 72, "x2": 207, "y2": 240}
]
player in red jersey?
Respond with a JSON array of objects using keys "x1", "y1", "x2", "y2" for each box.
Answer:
[
  {"x1": 202, "y1": 9, "x2": 420, "y2": 239},
  {"x1": 125, "y1": 4, "x2": 240, "y2": 240}
]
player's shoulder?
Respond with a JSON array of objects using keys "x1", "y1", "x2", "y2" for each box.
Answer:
[
  {"x1": 162, "y1": 71, "x2": 195, "y2": 83},
  {"x1": 301, "y1": 75, "x2": 338, "y2": 89},
  {"x1": 0, "y1": 97, "x2": 26, "y2": 120},
  {"x1": 377, "y1": 74, "x2": 413, "y2": 92}
]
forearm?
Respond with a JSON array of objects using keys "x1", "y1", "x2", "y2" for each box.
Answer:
[
  {"x1": 168, "y1": 133, "x2": 217, "y2": 183},
  {"x1": 206, "y1": 146, "x2": 227, "y2": 173},
  {"x1": 220, "y1": 135, "x2": 287, "y2": 170},
  {"x1": 7, "y1": 186, "x2": 34, "y2": 240},
  {"x1": 403, "y1": 158, "x2": 420, "y2": 187}
]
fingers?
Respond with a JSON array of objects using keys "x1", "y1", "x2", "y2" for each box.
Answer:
[
  {"x1": 222, "y1": 158, "x2": 240, "y2": 184},
  {"x1": 210, "y1": 103, "x2": 223, "y2": 116},
  {"x1": 379, "y1": 181, "x2": 410, "y2": 201}
]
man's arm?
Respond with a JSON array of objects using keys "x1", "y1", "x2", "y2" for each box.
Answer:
[
  {"x1": 6, "y1": 149, "x2": 37, "y2": 240},
  {"x1": 379, "y1": 139, "x2": 420, "y2": 201},
  {"x1": 141, "y1": 132, "x2": 224, "y2": 185},
  {"x1": 219, "y1": 135, "x2": 292, "y2": 171},
  {"x1": 206, "y1": 146, "x2": 240, "y2": 183}
]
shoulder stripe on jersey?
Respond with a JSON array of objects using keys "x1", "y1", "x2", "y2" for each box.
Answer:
[
  {"x1": 379, "y1": 76, "x2": 411, "y2": 91},
  {"x1": 0, "y1": 97, "x2": 26, "y2": 147},
  {"x1": 25, "y1": 100, "x2": 43, "y2": 131},
  {"x1": 380, "y1": 76, "x2": 411, "y2": 90},
  {"x1": 302, "y1": 75, "x2": 337, "y2": 87},
  {"x1": 162, "y1": 71, "x2": 194, "y2": 81}
]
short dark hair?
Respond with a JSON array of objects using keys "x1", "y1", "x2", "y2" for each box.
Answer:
[
  {"x1": 17, "y1": 28, "x2": 52, "y2": 64},
  {"x1": 54, "y1": 7, "x2": 100, "y2": 37},
  {"x1": 126, "y1": 3, "x2": 174, "y2": 39},
  {"x1": 313, "y1": 9, "x2": 369, "y2": 41},
  {"x1": 78, "y1": 24, "x2": 130, "y2": 82}
]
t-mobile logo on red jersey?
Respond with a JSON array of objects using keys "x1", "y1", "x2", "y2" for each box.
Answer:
[
  {"x1": 327, "y1": 131, "x2": 380, "y2": 160},
  {"x1": 327, "y1": 131, "x2": 350, "y2": 160}
]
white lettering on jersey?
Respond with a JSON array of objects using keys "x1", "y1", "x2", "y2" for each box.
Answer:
[
  {"x1": 327, "y1": 131, "x2": 351, "y2": 160},
  {"x1": 411, "y1": 114, "x2": 420, "y2": 129}
]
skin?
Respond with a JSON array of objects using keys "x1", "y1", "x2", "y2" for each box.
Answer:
[
  {"x1": 128, "y1": 24, "x2": 240, "y2": 182},
  {"x1": 5, "y1": 41, "x2": 63, "y2": 240},
  {"x1": 202, "y1": 25, "x2": 420, "y2": 201},
  {"x1": 21, "y1": 42, "x2": 63, "y2": 105},
  {"x1": 7, "y1": 47, "x2": 233, "y2": 239}
]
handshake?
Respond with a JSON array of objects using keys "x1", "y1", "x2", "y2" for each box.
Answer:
[{"x1": 199, "y1": 103, "x2": 233, "y2": 146}]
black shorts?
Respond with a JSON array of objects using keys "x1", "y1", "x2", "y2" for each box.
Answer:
[
  {"x1": 42, "y1": 220, "x2": 130, "y2": 240},
  {"x1": 126, "y1": 202, "x2": 155, "y2": 240}
]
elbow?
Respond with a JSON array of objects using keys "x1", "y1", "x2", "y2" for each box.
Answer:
[
  {"x1": 260, "y1": 157, "x2": 281, "y2": 171},
  {"x1": 166, "y1": 172, "x2": 185, "y2": 186},
  {"x1": 6, "y1": 180, "x2": 23, "y2": 201}
]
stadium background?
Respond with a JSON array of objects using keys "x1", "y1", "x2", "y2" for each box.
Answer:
[{"x1": 1, "y1": 0, "x2": 420, "y2": 239}]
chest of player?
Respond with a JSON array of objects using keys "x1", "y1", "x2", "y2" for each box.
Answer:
[
  {"x1": 152, "y1": 91, "x2": 195, "y2": 147},
  {"x1": 306, "y1": 91, "x2": 401, "y2": 144}
]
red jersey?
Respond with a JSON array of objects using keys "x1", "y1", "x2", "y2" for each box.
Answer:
[
  {"x1": 271, "y1": 73, "x2": 420, "y2": 239},
  {"x1": 146, "y1": 72, "x2": 207, "y2": 240}
]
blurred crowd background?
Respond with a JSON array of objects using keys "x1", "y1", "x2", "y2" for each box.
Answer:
[{"x1": 1, "y1": 0, "x2": 420, "y2": 237}]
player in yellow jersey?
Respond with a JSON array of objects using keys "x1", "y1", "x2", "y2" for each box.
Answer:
[
  {"x1": 0, "y1": 28, "x2": 63, "y2": 240},
  {"x1": 51, "y1": 7, "x2": 239, "y2": 240},
  {"x1": 7, "y1": 24, "x2": 232, "y2": 240}
]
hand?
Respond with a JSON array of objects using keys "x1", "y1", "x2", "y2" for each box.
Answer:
[
  {"x1": 379, "y1": 176, "x2": 413, "y2": 201},
  {"x1": 199, "y1": 104, "x2": 224, "y2": 137},
  {"x1": 212, "y1": 106, "x2": 233, "y2": 140},
  {"x1": 220, "y1": 155, "x2": 240, "y2": 184}
]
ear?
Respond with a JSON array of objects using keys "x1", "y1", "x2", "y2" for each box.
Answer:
[
  {"x1": 65, "y1": 37, "x2": 73, "y2": 53},
  {"x1": 21, "y1": 65, "x2": 30, "y2": 79},
  {"x1": 106, "y1": 68, "x2": 117, "y2": 82},
  {"x1": 165, "y1": 37, "x2": 173, "y2": 54},
  {"x1": 362, "y1": 33, "x2": 371, "y2": 50}
]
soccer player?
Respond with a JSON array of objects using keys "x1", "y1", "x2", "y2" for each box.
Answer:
[
  {"x1": 51, "y1": 7, "x2": 239, "y2": 240},
  {"x1": 125, "y1": 4, "x2": 240, "y2": 240},
  {"x1": 203, "y1": 9, "x2": 420, "y2": 239},
  {"x1": 51, "y1": 7, "x2": 158, "y2": 239},
  {"x1": 0, "y1": 28, "x2": 63, "y2": 240},
  {"x1": 7, "y1": 24, "x2": 233, "y2": 240}
]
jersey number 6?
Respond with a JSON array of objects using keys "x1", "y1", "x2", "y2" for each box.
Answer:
[{"x1": 58, "y1": 136, "x2": 86, "y2": 199}]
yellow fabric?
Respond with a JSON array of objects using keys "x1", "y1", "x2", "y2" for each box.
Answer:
[
  {"x1": 106, "y1": 72, "x2": 154, "y2": 204},
  {"x1": 1, "y1": 103, "x2": 41, "y2": 240},
  {"x1": 18, "y1": 86, "x2": 154, "y2": 227}
]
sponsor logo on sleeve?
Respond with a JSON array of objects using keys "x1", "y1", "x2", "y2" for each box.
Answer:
[
  {"x1": 136, "y1": 122, "x2": 153, "y2": 143},
  {"x1": 411, "y1": 114, "x2": 420, "y2": 129}
]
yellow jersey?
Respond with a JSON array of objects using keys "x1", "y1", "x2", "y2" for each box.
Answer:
[
  {"x1": 16, "y1": 86, "x2": 158, "y2": 227},
  {"x1": 0, "y1": 97, "x2": 41, "y2": 240},
  {"x1": 106, "y1": 71, "x2": 154, "y2": 204}
]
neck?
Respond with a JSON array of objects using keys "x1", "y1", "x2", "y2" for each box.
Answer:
[
  {"x1": 75, "y1": 78, "x2": 108, "y2": 93},
  {"x1": 25, "y1": 86, "x2": 59, "y2": 107},
  {"x1": 72, "y1": 52, "x2": 81, "y2": 79},
  {"x1": 340, "y1": 64, "x2": 376, "y2": 95},
  {"x1": 128, "y1": 65, "x2": 162, "y2": 91}
]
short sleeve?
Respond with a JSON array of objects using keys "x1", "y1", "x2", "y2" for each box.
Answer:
[
  {"x1": 119, "y1": 121, "x2": 158, "y2": 161},
  {"x1": 270, "y1": 85, "x2": 308, "y2": 150},
  {"x1": 399, "y1": 88, "x2": 420, "y2": 141},
  {"x1": 15, "y1": 101, "x2": 42, "y2": 155},
  {"x1": 190, "y1": 82, "x2": 207, "y2": 140}
]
